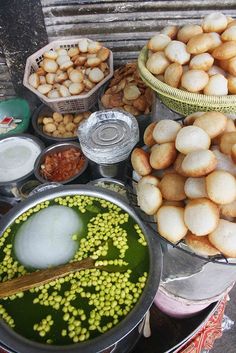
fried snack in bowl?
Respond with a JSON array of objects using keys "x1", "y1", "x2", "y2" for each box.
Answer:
[
  {"x1": 100, "y1": 62, "x2": 154, "y2": 117},
  {"x1": 27, "y1": 39, "x2": 111, "y2": 99}
]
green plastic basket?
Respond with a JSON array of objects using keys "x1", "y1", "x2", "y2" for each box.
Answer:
[
  {"x1": 138, "y1": 46, "x2": 236, "y2": 116},
  {"x1": 0, "y1": 98, "x2": 30, "y2": 138}
]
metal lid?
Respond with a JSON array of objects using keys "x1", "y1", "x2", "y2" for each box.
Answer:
[{"x1": 78, "y1": 109, "x2": 139, "y2": 164}]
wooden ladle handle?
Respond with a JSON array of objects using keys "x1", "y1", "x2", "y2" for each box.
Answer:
[{"x1": 0, "y1": 257, "x2": 95, "y2": 299}]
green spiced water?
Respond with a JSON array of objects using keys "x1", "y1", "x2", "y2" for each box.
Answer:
[{"x1": 0, "y1": 195, "x2": 149, "y2": 345}]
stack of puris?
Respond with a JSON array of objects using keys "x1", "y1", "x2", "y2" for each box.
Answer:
[
  {"x1": 131, "y1": 111, "x2": 236, "y2": 258},
  {"x1": 146, "y1": 12, "x2": 236, "y2": 95}
]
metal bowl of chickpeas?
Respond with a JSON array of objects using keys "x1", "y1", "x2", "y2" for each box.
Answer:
[{"x1": 32, "y1": 104, "x2": 93, "y2": 145}]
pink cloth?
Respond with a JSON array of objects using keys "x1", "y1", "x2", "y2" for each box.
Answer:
[{"x1": 176, "y1": 296, "x2": 227, "y2": 353}]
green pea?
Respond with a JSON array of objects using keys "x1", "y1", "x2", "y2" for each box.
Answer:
[
  {"x1": 68, "y1": 324, "x2": 75, "y2": 331},
  {"x1": 74, "y1": 320, "x2": 81, "y2": 327},
  {"x1": 63, "y1": 313, "x2": 70, "y2": 321}
]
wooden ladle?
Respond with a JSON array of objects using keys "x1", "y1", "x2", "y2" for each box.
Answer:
[{"x1": 0, "y1": 257, "x2": 96, "y2": 299}]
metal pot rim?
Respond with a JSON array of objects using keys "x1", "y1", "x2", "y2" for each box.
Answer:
[{"x1": 0, "y1": 185, "x2": 162, "y2": 353}]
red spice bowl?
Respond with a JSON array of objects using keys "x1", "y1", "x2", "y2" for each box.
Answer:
[{"x1": 34, "y1": 142, "x2": 88, "y2": 184}]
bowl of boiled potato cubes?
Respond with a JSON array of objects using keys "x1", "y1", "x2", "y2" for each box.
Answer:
[{"x1": 32, "y1": 104, "x2": 92, "y2": 144}]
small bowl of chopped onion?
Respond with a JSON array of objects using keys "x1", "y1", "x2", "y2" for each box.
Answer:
[{"x1": 34, "y1": 142, "x2": 89, "y2": 185}]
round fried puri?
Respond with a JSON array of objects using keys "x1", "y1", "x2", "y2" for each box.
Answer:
[
  {"x1": 220, "y1": 132, "x2": 236, "y2": 155},
  {"x1": 143, "y1": 122, "x2": 157, "y2": 147},
  {"x1": 159, "y1": 173, "x2": 186, "y2": 201},
  {"x1": 203, "y1": 74, "x2": 228, "y2": 96},
  {"x1": 146, "y1": 52, "x2": 170, "y2": 75},
  {"x1": 157, "y1": 206, "x2": 188, "y2": 243},
  {"x1": 184, "y1": 198, "x2": 219, "y2": 236},
  {"x1": 189, "y1": 53, "x2": 214, "y2": 71},
  {"x1": 209, "y1": 219, "x2": 236, "y2": 258},
  {"x1": 173, "y1": 153, "x2": 188, "y2": 176},
  {"x1": 193, "y1": 111, "x2": 227, "y2": 138},
  {"x1": 137, "y1": 183, "x2": 162, "y2": 215},
  {"x1": 220, "y1": 200, "x2": 236, "y2": 218},
  {"x1": 153, "y1": 119, "x2": 181, "y2": 144},
  {"x1": 161, "y1": 25, "x2": 179, "y2": 39},
  {"x1": 186, "y1": 33, "x2": 214, "y2": 54},
  {"x1": 181, "y1": 70, "x2": 209, "y2": 93},
  {"x1": 137, "y1": 175, "x2": 160, "y2": 190},
  {"x1": 181, "y1": 150, "x2": 217, "y2": 177},
  {"x1": 185, "y1": 232, "x2": 220, "y2": 256},
  {"x1": 212, "y1": 41, "x2": 236, "y2": 60},
  {"x1": 164, "y1": 63, "x2": 183, "y2": 88},
  {"x1": 202, "y1": 12, "x2": 228, "y2": 33},
  {"x1": 175, "y1": 126, "x2": 210, "y2": 154},
  {"x1": 131, "y1": 148, "x2": 152, "y2": 176},
  {"x1": 206, "y1": 170, "x2": 236, "y2": 204},
  {"x1": 147, "y1": 33, "x2": 171, "y2": 52},
  {"x1": 165, "y1": 40, "x2": 190, "y2": 65},
  {"x1": 150, "y1": 143, "x2": 177, "y2": 169},
  {"x1": 231, "y1": 144, "x2": 236, "y2": 163},
  {"x1": 177, "y1": 25, "x2": 203, "y2": 43},
  {"x1": 184, "y1": 177, "x2": 207, "y2": 199}
]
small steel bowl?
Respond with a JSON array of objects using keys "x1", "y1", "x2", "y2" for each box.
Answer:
[
  {"x1": 0, "y1": 134, "x2": 44, "y2": 198},
  {"x1": 31, "y1": 104, "x2": 96, "y2": 146},
  {"x1": 34, "y1": 142, "x2": 88, "y2": 185},
  {"x1": 88, "y1": 178, "x2": 128, "y2": 200}
]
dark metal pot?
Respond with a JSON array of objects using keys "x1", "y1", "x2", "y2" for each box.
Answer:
[{"x1": 0, "y1": 185, "x2": 162, "y2": 353}]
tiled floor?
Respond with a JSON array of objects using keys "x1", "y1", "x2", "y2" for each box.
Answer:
[{"x1": 211, "y1": 283, "x2": 236, "y2": 353}]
